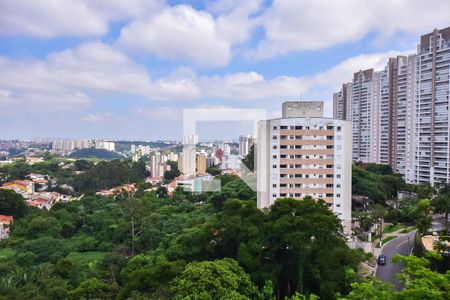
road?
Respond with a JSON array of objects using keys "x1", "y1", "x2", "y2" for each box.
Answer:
[{"x1": 375, "y1": 231, "x2": 416, "y2": 290}]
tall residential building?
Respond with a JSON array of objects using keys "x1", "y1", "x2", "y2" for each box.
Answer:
[
  {"x1": 150, "y1": 152, "x2": 162, "y2": 177},
  {"x1": 394, "y1": 55, "x2": 416, "y2": 181},
  {"x1": 257, "y1": 101, "x2": 352, "y2": 231},
  {"x1": 182, "y1": 134, "x2": 197, "y2": 177},
  {"x1": 239, "y1": 135, "x2": 255, "y2": 157},
  {"x1": 351, "y1": 69, "x2": 375, "y2": 163},
  {"x1": 196, "y1": 154, "x2": 207, "y2": 174},
  {"x1": 415, "y1": 27, "x2": 450, "y2": 184},
  {"x1": 333, "y1": 83, "x2": 352, "y2": 120}
]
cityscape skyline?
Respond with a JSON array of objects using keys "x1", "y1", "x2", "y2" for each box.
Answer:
[{"x1": 2, "y1": 1, "x2": 450, "y2": 139}]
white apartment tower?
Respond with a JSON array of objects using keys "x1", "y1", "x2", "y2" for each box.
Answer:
[
  {"x1": 257, "y1": 101, "x2": 352, "y2": 230},
  {"x1": 239, "y1": 135, "x2": 255, "y2": 157},
  {"x1": 351, "y1": 69, "x2": 375, "y2": 163},
  {"x1": 182, "y1": 134, "x2": 197, "y2": 177},
  {"x1": 415, "y1": 27, "x2": 450, "y2": 184},
  {"x1": 394, "y1": 55, "x2": 416, "y2": 181}
]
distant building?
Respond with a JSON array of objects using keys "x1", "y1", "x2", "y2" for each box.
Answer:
[
  {"x1": 182, "y1": 134, "x2": 197, "y2": 177},
  {"x1": 221, "y1": 154, "x2": 242, "y2": 170},
  {"x1": 196, "y1": 153, "x2": 207, "y2": 174},
  {"x1": 95, "y1": 140, "x2": 115, "y2": 151},
  {"x1": 239, "y1": 135, "x2": 255, "y2": 157}
]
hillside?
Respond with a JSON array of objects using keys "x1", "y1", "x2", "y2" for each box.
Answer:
[{"x1": 69, "y1": 148, "x2": 124, "y2": 160}]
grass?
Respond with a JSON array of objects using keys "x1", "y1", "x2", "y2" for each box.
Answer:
[
  {"x1": 382, "y1": 236, "x2": 397, "y2": 245},
  {"x1": 400, "y1": 227, "x2": 415, "y2": 234},
  {"x1": 0, "y1": 248, "x2": 16, "y2": 259},
  {"x1": 66, "y1": 251, "x2": 106, "y2": 265},
  {"x1": 383, "y1": 224, "x2": 405, "y2": 234}
]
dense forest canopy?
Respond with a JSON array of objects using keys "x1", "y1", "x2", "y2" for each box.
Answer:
[{"x1": 0, "y1": 158, "x2": 448, "y2": 299}]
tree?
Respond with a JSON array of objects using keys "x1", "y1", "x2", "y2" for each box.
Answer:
[
  {"x1": 169, "y1": 258, "x2": 262, "y2": 300},
  {"x1": 414, "y1": 199, "x2": 433, "y2": 234},
  {"x1": 372, "y1": 204, "x2": 387, "y2": 242},
  {"x1": 206, "y1": 167, "x2": 222, "y2": 176},
  {"x1": 69, "y1": 278, "x2": 114, "y2": 300},
  {"x1": 342, "y1": 253, "x2": 450, "y2": 300},
  {"x1": 433, "y1": 183, "x2": 450, "y2": 233},
  {"x1": 0, "y1": 189, "x2": 27, "y2": 218},
  {"x1": 155, "y1": 186, "x2": 168, "y2": 198},
  {"x1": 163, "y1": 161, "x2": 181, "y2": 182},
  {"x1": 242, "y1": 145, "x2": 255, "y2": 172},
  {"x1": 118, "y1": 255, "x2": 184, "y2": 299}
]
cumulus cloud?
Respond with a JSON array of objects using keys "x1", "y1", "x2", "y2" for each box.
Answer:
[
  {"x1": 0, "y1": 42, "x2": 205, "y2": 111},
  {"x1": 251, "y1": 0, "x2": 450, "y2": 58},
  {"x1": 117, "y1": 5, "x2": 233, "y2": 67},
  {"x1": 0, "y1": 0, "x2": 163, "y2": 38}
]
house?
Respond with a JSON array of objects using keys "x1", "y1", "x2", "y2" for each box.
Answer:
[
  {"x1": 0, "y1": 215, "x2": 13, "y2": 240},
  {"x1": 27, "y1": 173, "x2": 49, "y2": 191},
  {"x1": 28, "y1": 197, "x2": 52, "y2": 210},
  {"x1": 1, "y1": 180, "x2": 35, "y2": 199},
  {"x1": 25, "y1": 156, "x2": 44, "y2": 165},
  {"x1": 28, "y1": 192, "x2": 72, "y2": 209}
]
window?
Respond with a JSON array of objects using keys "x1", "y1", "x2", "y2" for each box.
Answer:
[
  {"x1": 273, "y1": 184, "x2": 277, "y2": 188},
  {"x1": 273, "y1": 145, "x2": 278, "y2": 149},
  {"x1": 336, "y1": 194, "x2": 341, "y2": 198},
  {"x1": 273, "y1": 155, "x2": 277, "y2": 159},
  {"x1": 273, "y1": 165, "x2": 277, "y2": 168},
  {"x1": 272, "y1": 135, "x2": 278, "y2": 140},
  {"x1": 326, "y1": 193, "x2": 333, "y2": 197},
  {"x1": 273, "y1": 126, "x2": 278, "y2": 130},
  {"x1": 337, "y1": 174, "x2": 341, "y2": 178},
  {"x1": 280, "y1": 126, "x2": 288, "y2": 129},
  {"x1": 272, "y1": 194, "x2": 277, "y2": 198},
  {"x1": 337, "y1": 126, "x2": 341, "y2": 131}
]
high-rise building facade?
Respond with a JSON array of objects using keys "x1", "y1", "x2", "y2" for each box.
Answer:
[
  {"x1": 394, "y1": 55, "x2": 416, "y2": 181},
  {"x1": 333, "y1": 26, "x2": 450, "y2": 185},
  {"x1": 351, "y1": 69, "x2": 375, "y2": 163},
  {"x1": 415, "y1": 27, "x2": 450, "y2": 184},
  {"x1": 257, "y1": 101, "x2": 352, "y2": 230},
  {"x1": 333, "y1": 83, "x2": 352, "y2": 120},
  {"x1": 239, "y1": 135, "x2": 255, "y2": 157}
]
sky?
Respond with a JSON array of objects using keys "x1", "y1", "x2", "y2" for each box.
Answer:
[{"x1": 1, "y1": 0, "x2": 450, "y2": 141}]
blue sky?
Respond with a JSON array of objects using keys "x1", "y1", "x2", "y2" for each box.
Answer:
[{"x1": 1, "y1": 0, "x2": 450, "y2": 140}]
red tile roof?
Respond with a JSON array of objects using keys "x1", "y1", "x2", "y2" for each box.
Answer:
[{"x1": 0, "y1": 215, "x2": 13, "y2": 222}]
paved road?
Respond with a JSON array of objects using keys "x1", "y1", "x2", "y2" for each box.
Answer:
[{"x1": 375, "y1": 231, "x2": 416, "y2": 290}]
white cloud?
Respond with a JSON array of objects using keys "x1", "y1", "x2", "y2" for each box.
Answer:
[
  {"x1": 199, "y1": 71, "x2": 307, "y2": 100},
  {"x1": 0, "y1": 0, "x2": 106, "y2": 38},
  {"x1": 0, "y1": 42, "x2": 205, "y2": 111},
  {"x1": 118, "y1": 5, "x2": 231, "y2": 67},
  {"x1": 251, "y1": 0, "x2": 450, "y2": 59},
  {"x1": 0, "y1": 0, "x2": 163, "y2": 38},
  {"x1": 81, "y1": 112, "x2": 124, "y2": 123}
]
